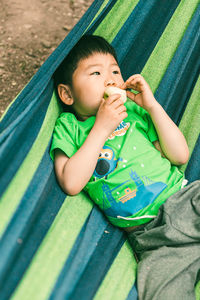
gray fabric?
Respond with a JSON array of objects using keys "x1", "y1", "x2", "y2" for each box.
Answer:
[{"x1": 127, "y1": 180, "x2": 200, "y2": 300}]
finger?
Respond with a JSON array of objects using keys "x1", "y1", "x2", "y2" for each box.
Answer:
[
  {"x1": 126, "y1": 90, "x2": 136, "y2": 101},
  {"x1": 126, "y1": 78, "x2": 144, "y2": 92},
  {"x1": 99, "y1": 97, "x2": 106, "y2": 107},
  {"x1": 125, "y1": 74, "x2": 142, "y2": 84},
  {"x1": 127, "y1": 77, "x2": 142, "y2": 86},
  {"x1": 116, "y1": 104, "x2": 127, "y2": 114},
  {"x1": 105, "y1": 93, "x2": 121, "y2": 105},
  {"x1": 119, "y1": 111, "x2": 128, "y2": 121},
  {"x1": 111, "y1": 98, "x2": 125, "y2": 109},
  {"x1": 125, "y1": 74, "x2": 143, "y2": 86}
]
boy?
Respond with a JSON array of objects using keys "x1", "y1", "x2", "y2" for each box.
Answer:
[{"x1": 50, "y1": 35, "x2": 200, "y2": 300}]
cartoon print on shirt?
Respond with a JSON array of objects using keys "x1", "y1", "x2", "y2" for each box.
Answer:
[
  {"x1": 93, "y1": 146, "x2": 123, "y2": 180},
  {"x1": 101, "y1": 169, "x2": 167, "y2": 217},
  {"x1": 119, "y1": 187, "x2": 137, "y2": 203},
  {"x1": 108, "y1": 120, "x2": 130, "y2": 140}
]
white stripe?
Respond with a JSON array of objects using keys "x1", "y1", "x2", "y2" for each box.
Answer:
[{"x1": 117, "y1": 215, "x2": 157, "y2": 220}]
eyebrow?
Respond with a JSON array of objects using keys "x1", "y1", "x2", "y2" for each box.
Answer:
[{"x1": 86, "y1": 63, "x2": 119, "y2": 70}]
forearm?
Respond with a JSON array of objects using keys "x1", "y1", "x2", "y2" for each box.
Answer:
[
  {"x1": 148, "y1": 101, "x2": 189, "y2": 165},
  {"x1": 122, "y1": 74, "x2": 189, "y2": 165},
  {"x1": 61, "y1": 125, "x2": 108, "y2": 195},
  {"x1": 57, "y1": 95, "x2": 127, "y2": 195}
]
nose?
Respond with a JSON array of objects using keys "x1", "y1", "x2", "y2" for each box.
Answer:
[{"x1": 104, "y1": 79, "x2": 116, "y2": 87}]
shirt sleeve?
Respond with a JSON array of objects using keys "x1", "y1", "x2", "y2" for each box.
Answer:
[{"x1": 50, "y1": 113, "x2": 78, "y2": 161}]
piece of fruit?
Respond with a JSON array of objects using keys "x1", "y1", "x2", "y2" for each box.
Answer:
[{"x1": 104, "y1": 86, "x2": 127, "y2": 103}]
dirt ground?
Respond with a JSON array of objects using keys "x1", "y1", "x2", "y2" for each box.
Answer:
[{"x1": 0, "y1": 0, "x2": 93, "y2": 118}]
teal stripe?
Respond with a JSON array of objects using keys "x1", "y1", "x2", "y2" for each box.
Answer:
[
  {"x1": 11, "y1": 193, "x2": 93, "y2": 300},
  {"x1": 179, "y1": 76, "x2": 200, "y2": 172},
  {"x1": 94, "y1": 0, "x2": 140, "y2": 43},
  {"x1": 0, "y1": 92, "x2": 62, "y2": 237},
  {"x1": 142, "y1": 0, "x2": 199, "y2": 91},
  {"x1": 85, "y1": 0, "x2": 110, "y2": 33},
  {"x1": 94, "y1": 241, "x2": 137, "y2": 300}
]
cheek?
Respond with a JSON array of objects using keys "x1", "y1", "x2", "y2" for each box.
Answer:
[
  {"x1": 118, "y1": 75, "x2": 125, "y2": 85},
  {"x1": 72, "y1": 76, "x2": 104, "y2": 104},
  {"x1": 80, "y1": 83, "x2": 102, "y2": 100}
]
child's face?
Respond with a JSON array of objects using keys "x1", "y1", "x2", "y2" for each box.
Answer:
[{"x1": 70, "y1": 53, "x2": 124, "y2": 120}]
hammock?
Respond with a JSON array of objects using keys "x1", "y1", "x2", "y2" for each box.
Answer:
[{"x1": 0, "y1": 0, "x2": 200, "y2": 299}]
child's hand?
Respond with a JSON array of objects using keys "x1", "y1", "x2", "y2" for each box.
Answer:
[
  {"x1": 121, "y1": 74, "x2": 156, "y2": 111},
  {"x1": 94, "y1": 94, "x2": 128, "y2": 137}
]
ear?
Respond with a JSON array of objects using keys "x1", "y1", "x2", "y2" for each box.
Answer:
[{"x1": 57, "y1": 84, "x2": 74, "y2": 106}]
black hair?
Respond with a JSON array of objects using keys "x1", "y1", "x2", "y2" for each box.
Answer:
[{"x1": 54, "y1": 34, "x2": 118, "y2": 90}]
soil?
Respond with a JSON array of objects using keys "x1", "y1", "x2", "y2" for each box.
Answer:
[{"x1": 0, "y1": 0, "x2": 93, "y2": 118}]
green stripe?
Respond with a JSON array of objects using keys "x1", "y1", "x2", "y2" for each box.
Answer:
[
  {"x1": 94, "y1": 0, "x2": 140, "y2": 43},
  {"x1": 0, "y1": 92, "x2": 20, "y2": 121},
  {"x1": 94, "y1": 241, "x2": 137, "y2": 300},
  {"x1": 142, "y1": 0, "x2": 199, "y2": 92},
  {"x1": 0, "y1": 92, "x2": 62, "y2": 237},
  {"x1": 11, "y1": 193, "x2": 93, "y2": 300},
  {"x1": 179, "y1": 76, "x2": 200, "y2": 172},
  {"x1": 0, "y1": 0, "x2": 110, "y2": 235},
  {"x1": 85, "y1": 0, "x2": 110, "y2": 34},
  {"x1": 196, "y1": 281, "x2": 200, "y2": 300}
]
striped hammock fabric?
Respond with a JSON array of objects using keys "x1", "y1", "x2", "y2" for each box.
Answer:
[{"x1": 0, "y1": 0, "x2": 200, "y2": 299}]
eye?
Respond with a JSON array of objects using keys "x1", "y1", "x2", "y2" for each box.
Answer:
[
  {"x1": 113, "y1": 70, "x2": 120, "y2": 74},
  {"x1": 91, "y1": 71, "x2": 100, "y2": 75},
  {"x1": 104, "y1": 152, "x2": 112, "y2": 159}
]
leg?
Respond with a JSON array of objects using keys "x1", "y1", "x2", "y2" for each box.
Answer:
[{"x1": 127, "y1": 181, "x2": 200, "y2": 300}]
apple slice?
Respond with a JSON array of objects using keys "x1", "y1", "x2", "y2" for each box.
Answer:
[{"x1": 104, "y1": 86, "x2": 127, "y2": 103}]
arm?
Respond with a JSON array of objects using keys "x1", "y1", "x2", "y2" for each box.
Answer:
[
  {"x1": 121, "y1": 75, "x2": 189, "y2": 165},
  {"x1": 54, "y1": 95, "x2": 127, "y2": 195}
]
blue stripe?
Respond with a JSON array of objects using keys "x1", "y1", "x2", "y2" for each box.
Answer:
[
  {"x1": 0, "y1": 1, "x2": 199, "y2": 299},
  {"x1": 126, "y1": 284, "x2": 138, "y2": 300},
  {"x1": 0, "y1": 144, "x2": 66, "y2": 299},
  {"x1": 112, "y1": 0, "x2": 180, "y2": 79},
  {"x1": 49, "y1": 207, "x2": 126, "y2": 300},
  {"x1": 0, "y1": 0, "x2": 108, "y2": 196},
  {"x1": 155, "y1": 4, "x2": 200, "y2": 124},
  {"x1": 0, "y1": 80, "x2": 54, "y2": 197},
  {"x1": 185, "y1": 135, "x2": 200, "y2": 183}
]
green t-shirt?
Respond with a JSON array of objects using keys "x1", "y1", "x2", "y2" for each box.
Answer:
[{"x1": 50, "y1": 100, "x2": 184, "y2": 227}]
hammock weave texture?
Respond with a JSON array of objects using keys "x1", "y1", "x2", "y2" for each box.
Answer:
[{"x1": 0, "y1": 0, "x2": 200, "y2": 299}]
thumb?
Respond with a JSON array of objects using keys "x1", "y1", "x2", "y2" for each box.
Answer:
[
  {"x1": 99, "y1": 97, "x2": 106, "y2": 108},
  {"x1": 126, "y1": 90, "x2": 136, "y2": 101}
]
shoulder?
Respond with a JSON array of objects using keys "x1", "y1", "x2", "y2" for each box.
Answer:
[
  {"x1": 53, "y1": 112, "x2": 78, "y2": 136},
  {"x1": 55, "y1": 112, "x2": 77, "y2": 126}
]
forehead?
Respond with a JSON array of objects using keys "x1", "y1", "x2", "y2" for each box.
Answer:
[{"x1": 76, "y1": 53, "x2": 118, "y2": 71}]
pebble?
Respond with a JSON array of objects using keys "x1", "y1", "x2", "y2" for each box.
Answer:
[
  {"x1": 41, "y1": 40, "x2": 52, "y2": 49},
  {"x1": 24, "y1": 24, "x2": 32, "y2": 30},
  {"x1": 63, "y1": 25, "x2": 72, "y2": 31}
]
